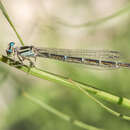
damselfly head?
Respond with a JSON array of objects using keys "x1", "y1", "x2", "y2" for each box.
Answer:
[
  {"x1": 6, "y1": 42, "x2": 15, "y2": 56},
  {"x1": 9, "y1": 42, "x2": 15, "y2": 47}
]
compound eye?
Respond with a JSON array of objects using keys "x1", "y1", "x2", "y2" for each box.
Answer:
[{"x1": 9, "y1": 42, "x2": 15, "y2": 47}]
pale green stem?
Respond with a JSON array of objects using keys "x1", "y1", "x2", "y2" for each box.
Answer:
[
  {"x1": 0, "y1": 55, "x2": 130, "y2": 110},
  {"x1": 24, "y1": 92, "x2": 103, "y2": 130},
  {"x1": 0, "y1": 1, "x2": 24, "y2": 46}
]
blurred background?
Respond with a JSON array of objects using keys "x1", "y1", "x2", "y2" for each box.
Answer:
[{"x1": 0, "y1": 0, "x2": 130, "y2": 129}]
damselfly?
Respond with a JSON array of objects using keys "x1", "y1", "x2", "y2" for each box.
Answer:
[{"x1": 6, "y1": 42, "x2": 130, "y2": 68}]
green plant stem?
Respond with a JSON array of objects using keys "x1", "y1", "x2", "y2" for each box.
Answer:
[
  {"x1": 0, "y1": 1, "x2": 24, "y2": 46},
  {"x1": 1, "y1": 55, "x2": 130, "y2": 110},
  {"x1": 56, "y1": 3, "x2": 130, "y2": 28},
  {"x1": 74, "y1": 81, "x2": 130, "y2": 120},
  {"x1": 24, "y1": 92, "x2": 102, "y2": 130}
]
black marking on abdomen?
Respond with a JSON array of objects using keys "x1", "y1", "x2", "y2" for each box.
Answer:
[
  {"x1": 66, "y1": 56, "x2": 83, "y2": 63},
  {"x1": 117, "y1": 62, "x2": 130, "y2": 68},
  {"x1": 101, "y1": 60, "x2": 116, "y2": 67},
  {"x1": 50, "y1": 54, "x2": 65, "y2": 60},
  {"x1": 84, "y1": 58, "x2": 99, "y2": 65}
]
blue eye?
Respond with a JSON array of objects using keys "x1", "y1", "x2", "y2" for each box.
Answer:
[{"x1": 9, "y1": 42, "x2": 15, "y2": 46}]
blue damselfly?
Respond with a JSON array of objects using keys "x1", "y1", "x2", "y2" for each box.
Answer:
[{"x1": 6, "y1": 42, "x2": 130, "y2": 68}]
